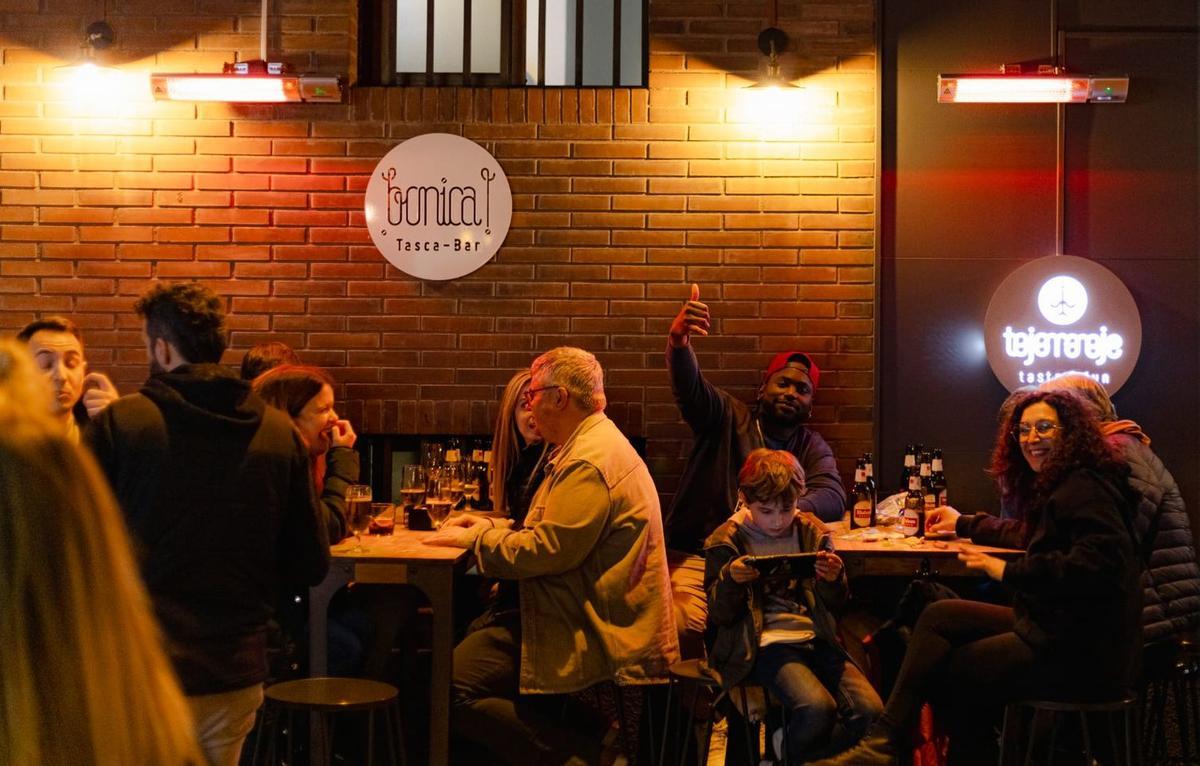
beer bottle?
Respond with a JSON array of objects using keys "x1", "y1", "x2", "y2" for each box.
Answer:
[
  {"x1": 900, "y1": 444, "x2": 916, "y2": 492},
  {"x1": 473, "y1": 439, "x2": 492, "y2": 512},
  {"x1": 902, "y1": 473, "x2": 925, "y2": 537},
  {"x1": 445, "y1": 436, "x2": 461, "y2": 465},
  {"x1": 849, "y1": 459, "x2": 875, "y2": 529},
  {"x1": 931, "y1": 448, "x2": 948, "y2": 507},
  {"x1": 863, "y1": 452, "x2": 877, "y2": 509},
  {"x1": 919, "y1": 452, "x2": 936, "y2": 512}
]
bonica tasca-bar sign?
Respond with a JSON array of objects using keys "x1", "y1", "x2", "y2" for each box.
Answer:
[
  {"x1": 983, "y1": 255, "x2": 1142, "y2": 393},
  {"x1": 364, "y1": 133, "x2": 512, "y2": 281}
]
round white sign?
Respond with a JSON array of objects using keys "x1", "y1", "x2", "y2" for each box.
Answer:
[
  {"x1": 983, "y1": 255, "x2": 1142, "y2": 393},
  {"x1": 364, "y1": 133, "x2": 512, "y2": 281}
]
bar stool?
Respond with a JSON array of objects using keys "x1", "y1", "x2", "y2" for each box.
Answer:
[
  {"x1": 1143, "y1": 641, "x2": 1200, "y2": 766},
  {"x1": 253, "y1": 677, "x2": 406, "y2": 766},
  {"x1": 1000, "y1": 696, "x2": 1139, "y2": 766},
  {"x1": 657, "y1": 659, "x2": 787, "y2": 766}
]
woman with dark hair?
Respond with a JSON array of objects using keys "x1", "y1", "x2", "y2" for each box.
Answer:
[
  {"x1": 815, "y1": 390, "x2": 1141, "y2": 766},
  {"x1": 253, "y1": 364, "x2": 357, "y2": 543}
]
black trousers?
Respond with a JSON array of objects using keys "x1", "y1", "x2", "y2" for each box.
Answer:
[
  {"x1": 881, "y1": 599, "x2": 1040, "y2": 765},
  {"x1": 450, "y1": 611, "x2": 604, "y2": 766}
]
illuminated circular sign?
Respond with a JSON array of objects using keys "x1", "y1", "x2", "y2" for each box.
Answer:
[
  {"x1": 983, "y1": 255, "x2": 1142, "y2": 393},
  {"x1": 364, "y1": 133, "x2": 512, "y2": 281}
]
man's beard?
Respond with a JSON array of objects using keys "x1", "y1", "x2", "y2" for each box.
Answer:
[{"x1": 763, "y1": 399, "x2": 810, "y2": 427}]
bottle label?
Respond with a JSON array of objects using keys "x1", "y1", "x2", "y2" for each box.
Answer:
[
  {"x1": 852, "y1": 500, "x2": 873, "y2": 526},
  {"x1": 923, "y1": 493, "x2": 936, "y2": 511},
  {"x1": 937, "y1": 489, "x2": 948, "y2": 506},
  {"x1": 901, "y1": 508, "x2": 920, "y2": 535},
  {"x1": 932, "y1": 459, "x2": 944, "y2": 471}
]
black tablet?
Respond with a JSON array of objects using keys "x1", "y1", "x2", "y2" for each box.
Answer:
[{"x1": 743, "y1": 552, "x2": 819, "y2": 581}]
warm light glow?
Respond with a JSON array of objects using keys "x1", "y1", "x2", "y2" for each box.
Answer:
[
  {"x1": 151, "y1": 74, "x2": 301, "y2": 102},
  {"x1": 732, "y1": 85, "x2": 808, "y2": 141},
  {"x1": 939, "y1": 76, "x2": 1090, "y2": 103}
]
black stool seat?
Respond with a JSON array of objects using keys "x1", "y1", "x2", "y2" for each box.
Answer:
[
  {"x1": 1001, "y1": 695, "x2": 1139, "y2": 766},
  {"x1": 265, "y1": 677, "x2": 399, "y2": 711}
]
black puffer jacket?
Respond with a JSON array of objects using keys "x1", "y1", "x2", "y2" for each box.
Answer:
[{"x1": 1114, "y1": 433, "x2": 1200, "y2": 643}]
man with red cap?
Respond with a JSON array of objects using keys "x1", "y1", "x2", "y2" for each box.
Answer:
[{"x1": 664, "y1": 284, "x2": 846, "y2": 656}]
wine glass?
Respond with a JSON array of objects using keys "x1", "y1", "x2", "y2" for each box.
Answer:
[
  {"x1": 445, "y1": 463, "x2": 466, "y2": 509},
  {"x1": 345, "y1": 484, "x2": 372, "y2": 550},
  {"x1": 427, "y1": 468, "x2": 455, "y2": 530}
]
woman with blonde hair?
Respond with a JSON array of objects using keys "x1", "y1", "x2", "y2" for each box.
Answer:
[
  {"x1": 489, "y1": 369, "x2": 547, "y2": 521},
  {"x1": 0, "y1": 339, "x2": 201, "y2": 765}
]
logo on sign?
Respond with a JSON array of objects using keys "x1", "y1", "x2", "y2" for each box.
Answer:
[
  {"x1": 983, "y1": 256, "x2": 1141, "y2": 393},
  {"x1": 364, "y1": 133, "x2": 512, "y2": 281}
]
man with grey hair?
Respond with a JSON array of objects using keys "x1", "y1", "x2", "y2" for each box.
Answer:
[{"x1": 427, "y1": 346, "x2": 679, "y2": 765}]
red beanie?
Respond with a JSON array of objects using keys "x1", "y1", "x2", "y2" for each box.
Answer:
[{"x1": 763, "y1": 351, "x2": 819, "y2": 389}]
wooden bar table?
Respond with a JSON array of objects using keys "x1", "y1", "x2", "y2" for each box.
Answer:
[
  {"x1": 309, "y1": 528, "x2": 472, "y2": 766},
  {"x1": 826, "y1": 521, "x2": 1023, "y2": 578}
]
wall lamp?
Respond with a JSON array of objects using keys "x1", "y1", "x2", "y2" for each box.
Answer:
[{"x1": 938, "y1": 65, "x2": 1129, "y2": 104}]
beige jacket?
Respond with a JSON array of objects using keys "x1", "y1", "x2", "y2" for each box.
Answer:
[{"x1": 467, "y1": 411, "x2": 680, "y2": 694}]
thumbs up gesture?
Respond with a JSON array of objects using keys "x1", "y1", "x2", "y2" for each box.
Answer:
[
  {"x1": 81, "y1": 372, "x2": 120, "y2": 419},
  {"x1": 668, "y1": 283, "x2": 711, "y2": 348}
]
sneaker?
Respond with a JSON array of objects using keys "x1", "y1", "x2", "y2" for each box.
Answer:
[{"x1": 805, "y1": 734, "x2": 897, "y2": 766}]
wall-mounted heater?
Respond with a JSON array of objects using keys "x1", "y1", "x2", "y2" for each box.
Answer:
[{"x1": 938, "y1": 65, "x2": 1128, "y2": 104}]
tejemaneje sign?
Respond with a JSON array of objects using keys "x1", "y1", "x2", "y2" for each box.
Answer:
[
  {"x1": 983, "y1": 255, "x2": 1142, "y2": 393},
  {"x1": 364, "y1": 133, "x2": 512, "y2": 281}
]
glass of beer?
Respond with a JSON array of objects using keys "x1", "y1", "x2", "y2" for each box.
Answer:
[
  {"x1": 399, "y1": 464, "x2": 426, "y2": 523},
  {"x1": 427, "y1": 469, "x2": 455, "y2": 529},
  {"x1": 345, "y1": 484, "x2": 372, "y2": 550}
]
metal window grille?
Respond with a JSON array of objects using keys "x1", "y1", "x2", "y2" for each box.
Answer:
[{"x1": 359, "y1": 0, "x2": 647, "y2": 87}]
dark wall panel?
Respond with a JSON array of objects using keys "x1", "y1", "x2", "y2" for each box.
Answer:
[{"x1": 881, "y1": 1, "x2": 1200, "y2": 520}]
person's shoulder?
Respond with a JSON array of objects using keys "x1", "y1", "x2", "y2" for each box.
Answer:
[{"x1": 703, "y1": 518, "x2": 742, "y2": 552}]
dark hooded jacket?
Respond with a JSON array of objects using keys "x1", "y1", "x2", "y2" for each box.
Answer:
[
  {"x1": 703, "y1": 511, "x2": 848, "y2": 690},
  {"x1": 85, "y1": 364, "x2": 329, "y2": 695},
  {"x1": 665, "y1": 344, "x2": 845, "y2": 553}
]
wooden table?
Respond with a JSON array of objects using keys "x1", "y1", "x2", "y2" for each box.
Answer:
[
  {"x1": 827, "y1": 523, "x2": 1023, "y2": 578},
  {"x1": 309, "y1": 529, "x2": 472, "y2": 766}
]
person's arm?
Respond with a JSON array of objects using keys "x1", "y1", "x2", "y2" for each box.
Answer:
[
  {"x1": 956, "y1": 512, "x2": 1025, "y2": 549},
  {"x1": 812, "y1": 530, "x2": 849, "y2": 610},
  {"x1": 279, "y1": 432, "x2": 331, "y2": 588},
  {"x1": 666, "y1": 342, "x2": 727, "y2": 434},
  {"x1": 319, "y1": 446, "x2": 358, "y2": 542},
  {"x1": 82, "y1": 404, "x2": 118, "y2": 480},
  {"x1": 468, "y1": 459, "x2": 612, "y2": 579},
  {"x1": 704, "y1": 543, "x2": 752, "y2": 628},
  {"x1": 1002, "y1": 473, "x2": 1133, "y2": 599},
  {"x1": 795, "y1": 432, "x2": 846, "y2": 522}
]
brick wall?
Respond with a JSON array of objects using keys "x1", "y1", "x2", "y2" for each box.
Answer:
[{"x1": 0, "y1": 0, "x2": 876, "y2": 497}]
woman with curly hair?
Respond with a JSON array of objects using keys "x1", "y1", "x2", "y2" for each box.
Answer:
[{"x1": 814, "y1": 390, "x2": 1142, "y2": 766}]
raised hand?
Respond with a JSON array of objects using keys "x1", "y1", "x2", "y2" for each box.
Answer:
[
  {"x1": 926, "y1": 505, "x2": 961, "y2": 534},
  {"x1": 330, "y1": 419, "x2": 357, "y2": 449},
  {"x1": 81, "y1": 372, "x2": 119, "y2": 419},
  {"x1": 668, "y1": 283, "x2": 711, "y2": 348}
]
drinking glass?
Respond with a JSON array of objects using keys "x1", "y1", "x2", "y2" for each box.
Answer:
[
  {"x1": 369, "y1": 502, "x2": 396, "y2": 536},
  {"x1": 399, "y1": 464, "x2": 426, "y2": 522},
  {"x1": 444, "y1": 463, "x2": 466, "y2": 509},
  {"x1": 345, "y1": 484, "x2": 372, "y2": 550},
  {"x1": 427, "y1": 468, "x2": 455, "y2": 529}
]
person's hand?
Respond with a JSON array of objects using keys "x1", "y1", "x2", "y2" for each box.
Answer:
[
  {"x1": 81, "y1": 372, "x2": 119, "y2": 418},
  {"x1": 728, "y1": 556, "x2": 759, "y2": 584},
  {"x1": 330, "y1": 419, "x2": 356, "y2": 449},
  {"x1": 668, "y1": 283, "x2": 710, "y2": 348},
  {"x1": 440, "y1": 514, "x2": 503, "y2": 530},
  {"x1": 815, "y1": 551, "x2": 843, "y2": 582},
  {"x1": 421, "y1": 524, "x2": 477, "y2": 548},
  {"x1": 926, "y1": 505, "x2": 961, "y2": 534},
  {"x1": 958, "y1": 545, "x2": 1006, "y2": 581}
]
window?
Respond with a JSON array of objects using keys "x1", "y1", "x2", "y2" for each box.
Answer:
[{"x1": 359, "y1": 0, "x2": 647, "y2": 87}]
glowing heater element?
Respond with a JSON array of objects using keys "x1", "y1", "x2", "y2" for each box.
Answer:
[
  {"x1": 938, "y1": 73, "x2": 1128, "y2": 104},
  {"x1": 151, "y1": 73, "x2": 301, "y2": 102}
]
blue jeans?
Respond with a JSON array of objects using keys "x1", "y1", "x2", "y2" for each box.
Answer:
[{"x1": 751, "y1": 639, "x2": 883, "y2": 761}]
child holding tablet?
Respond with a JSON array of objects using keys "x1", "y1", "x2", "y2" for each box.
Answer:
[{"x1": 704, "y1": 449, "x2": 882, "y2": 763}]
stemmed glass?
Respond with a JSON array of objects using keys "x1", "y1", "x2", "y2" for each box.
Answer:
[
  {"x1": 400, "y1": 464, "x2": 426, "y2": 525},
  {"x1": 345, "y1": 484, "x2": 372, "y2": 551},
  {"x1": 427, "y1": 465, "x2": 459, "y2": 530}
]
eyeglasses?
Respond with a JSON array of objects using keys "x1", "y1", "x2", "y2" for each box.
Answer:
[
  {"x1": 521, "y1": 385, "x2": 560, "y2": 406},
  {"x1": 1011, "y1": 420, "x2": 1062, "y2": 441}
]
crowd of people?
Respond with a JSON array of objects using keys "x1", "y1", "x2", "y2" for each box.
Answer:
[{"x1": 2, "y1": 278, "x2": 1197, "y2": 766}]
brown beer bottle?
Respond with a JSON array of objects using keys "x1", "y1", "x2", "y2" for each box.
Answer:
[
  {"x1": 920, "y1": 452, "x2": 936, "y2": 512},
  {"x1": 931, "y1": 448, "x2": 948, "y2": 507},
  {"x1": 849, "y1": 459, "x2": 875, "y2": 529},
  {"x1": 902, "y1": 473, "x2": 924, "y2": 537}
]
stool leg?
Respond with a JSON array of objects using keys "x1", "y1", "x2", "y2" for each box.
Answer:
[
  {"x1": 1079, "y1": 711, "x2": 1093, "y2": 766},
  {"x1": 285, "y1": 709, "x2": 294, "y2": 766},
  {"x1": 659, "y1": 680, "x2": 674, "y2": 766},
  {"x1": 366, "y1": 709, "x2": 376, "y2": 766},
  {"x1": 736, "y1": 685, "x2": 756, "y2": 765}
]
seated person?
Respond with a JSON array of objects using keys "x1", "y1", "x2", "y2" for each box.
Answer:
[{"x1": 705, "y1": 449, "x2": 882, "y2": 763}]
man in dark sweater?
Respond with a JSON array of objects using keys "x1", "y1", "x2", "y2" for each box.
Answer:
[
  {"x1": 665, "y1": 284, "x2": 845, "y2": 656},
  {"x1": 85, "y1": 282, "x2": 329, "y2": 766}
]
